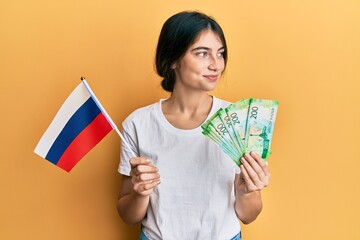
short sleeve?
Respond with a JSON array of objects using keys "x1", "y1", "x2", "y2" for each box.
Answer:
[{"x1": 118, "y1": 121, "x2": 139, "y2": 176}]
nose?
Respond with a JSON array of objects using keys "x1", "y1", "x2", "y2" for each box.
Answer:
[{"x1": 208, "y1": 54, "x2": 222, "y2": 71}]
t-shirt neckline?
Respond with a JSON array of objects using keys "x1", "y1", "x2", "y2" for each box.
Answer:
[{"x1": 155, "y1": 96, "x2": 221, "y2": 137}]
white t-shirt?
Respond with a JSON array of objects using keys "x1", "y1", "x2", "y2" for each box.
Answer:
[{"x1": 119, "y1": 96, "x2": 241, "y2": 240}]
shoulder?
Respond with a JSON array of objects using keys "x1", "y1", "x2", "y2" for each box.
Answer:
[{"x1": 122, "y1": 101, "x2": 160, "y2": 129}]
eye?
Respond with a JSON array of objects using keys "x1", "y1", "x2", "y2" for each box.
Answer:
[
  {"x1": 196, "y1": 52, "x2": 208, "y2": 58},
  {"x1": 217, "y1": 51, "x2": 225, "y2": 58}
]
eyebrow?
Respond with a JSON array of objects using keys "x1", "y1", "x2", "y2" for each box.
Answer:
[{"x1": 191, "y1": 46, "x2": 225, "y2": 52}]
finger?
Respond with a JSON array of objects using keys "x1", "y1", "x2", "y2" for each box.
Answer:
[
  {"x1": 249, "y1": 152, "x2": 271, "y2": 184},
  {"x1": 132, "y1": 173, "x2": 160, "y2": 186},
  {"x1": 143, "y1": 179, "x2": 161, "y2": 190},
  {"x1": 241, "y1": 157, "x2": 260, "y2": 182},
  {"x1": 135, "y1": 180, "x2": 161, "y2": 194},
  {"x1": 250, "y1": 152, "x2": 270, "y2": 176},
  {"x1": 240, "y1": 164, "x2": 258, "y2": 192},
  {"x1": 244, "y1": 153, "x2": 266, "y2": 180},
  {"x1": 129, "y1": 157, "x2": 158, "y2": 177},
  {"x1": 241, "y1": 157, "x2": 265, "y2": 189},
  {"x1": 136, "y1": 173, "x2": 160, "y2": 183},
  {"x1": 129, "y1": 157, "x2": 151, "y2": 168},
  {"x1": 131, "y1": 164, "x2": 158, "y2": 176}
]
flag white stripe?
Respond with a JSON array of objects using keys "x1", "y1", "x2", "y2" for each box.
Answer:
[{"x1": 34, "y1": 83, "x2": 91, "y2": 157}]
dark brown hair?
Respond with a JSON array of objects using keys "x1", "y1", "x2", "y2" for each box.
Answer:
[{"x1": 155, "y1": 11, "x2": 228, "y2": 92}]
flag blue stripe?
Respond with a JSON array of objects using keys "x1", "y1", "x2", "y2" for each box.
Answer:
[{"x1": 45, "y1": 97, "x2": 101, "y2": 164}]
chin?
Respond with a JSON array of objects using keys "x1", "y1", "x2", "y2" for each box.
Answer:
[
  {"x1": 206, "y1": 82, "x2": 218, "y2": 91},
  {"x1": 202, "y1": 85, "x2": 217, "y2": 92}
]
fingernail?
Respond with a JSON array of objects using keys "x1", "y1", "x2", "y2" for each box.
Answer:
[
  {"x1": 250, "y1": 151, "x2": 256, "y2": 157},
  {"x1": 241, "y1": 157, "x2": 246, "y2": 164}
]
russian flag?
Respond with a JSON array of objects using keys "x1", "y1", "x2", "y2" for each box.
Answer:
[{"x1": 34, "y1": 80, "x2": 113, "y2": 172}]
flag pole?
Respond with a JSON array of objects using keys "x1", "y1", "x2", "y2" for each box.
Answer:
[{"x1": 80, "y1": 77, "x2": 137, "y2": 158}]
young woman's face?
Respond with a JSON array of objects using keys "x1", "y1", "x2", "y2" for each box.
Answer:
[{"x1": 173, "y1": 29, "x2": 225, "y2": 92}]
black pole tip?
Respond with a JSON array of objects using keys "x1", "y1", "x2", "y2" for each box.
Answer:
[{"x1": 80, "y1": 76, "x2": 86, "y2": 81}]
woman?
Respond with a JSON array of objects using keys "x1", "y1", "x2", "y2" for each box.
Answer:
[{"x1": 117, "y1": 11, "x2": 270, "y2": 240}]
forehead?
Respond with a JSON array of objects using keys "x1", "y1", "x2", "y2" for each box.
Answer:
[{"x1": 189, "y1": 30, "x2": 224, "y2": 49}]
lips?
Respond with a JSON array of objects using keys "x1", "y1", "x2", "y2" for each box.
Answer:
[{"x1": 203, "y1": 75, "x2": 219, "y2": 82}]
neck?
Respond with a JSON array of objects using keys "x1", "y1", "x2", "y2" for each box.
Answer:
[{"x1": 166, "y1": 91, "x2": 213, "y2": 115}]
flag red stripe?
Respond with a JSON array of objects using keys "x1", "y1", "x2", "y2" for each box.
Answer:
[{"x1": 56, "y1": 113, "x2": 112, "y2": 172}]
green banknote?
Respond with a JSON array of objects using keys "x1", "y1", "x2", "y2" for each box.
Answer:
[
  {"x1": 224, "y1": 98, "x2": 250, "y2": 155},
  {"x1": 201, "y1": 110, "x2": 241, "y2": 165},
  {"x1": 217, "y1": 108, "x2": 245, "y2": 155},
  {"x1": 244, "y1": 99, "x2": 278, "y2": 160},
  {"x1": 201, "y1": 98, "x2": 278, "y2": 166},
  {"x1": 202, "y1": 126, "x2": 241, "y2": 164}
]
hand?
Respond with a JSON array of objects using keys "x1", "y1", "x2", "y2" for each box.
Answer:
[
  {"x1": 129, "y1": 157, "x2": 160, "y2": 197},
  {"x1": 237, "y1": 152, "x2": 271, "y2": 195}
]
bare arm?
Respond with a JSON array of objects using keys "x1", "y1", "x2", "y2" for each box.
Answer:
[
  {"x1": 117, "y1": 157, "x2": 160, "y2": 225},
  {"x1": 234, "y1": 152, "x2": 270, "y2": 224}
]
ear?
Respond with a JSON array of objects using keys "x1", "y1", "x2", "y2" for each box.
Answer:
[{"x1": 171, "y1": 61, "x2": 178, "y2": 69}]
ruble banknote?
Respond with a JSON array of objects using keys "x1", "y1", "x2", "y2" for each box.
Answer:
[
  {"x1": 244, "y1": 99, "x2": 278, "y2": 160},
  {"x1": 201, "y1": 98, "x2": 278, "y2": 165}
]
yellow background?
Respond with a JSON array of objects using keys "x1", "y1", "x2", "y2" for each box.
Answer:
[{"x1": 1, "y1": 0, "x2": 359, "y2": 239}]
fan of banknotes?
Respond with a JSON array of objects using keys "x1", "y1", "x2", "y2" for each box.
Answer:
[{"x1": 201, "y1": 98, "x2": 278, "y2": 166}]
